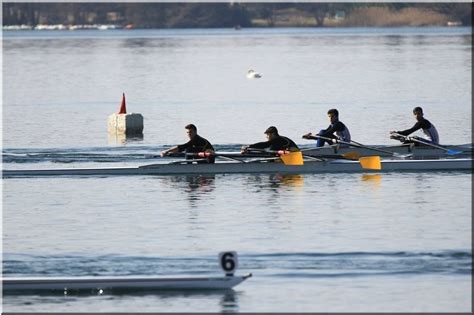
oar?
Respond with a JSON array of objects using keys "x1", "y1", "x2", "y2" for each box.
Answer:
[
  {"x1": 349, "y1": 138, "x2": 410, "y2": 159},
  {"x1": 304, "y1": 152, "x2": 361, "y2": 160},
  {"x1": 302, "y1": 150, "x2": 381, "y2": 170},
  {"x1": 358, "y1": 156, "x2": 381, "y2": 170},
  {"x1": 241, "y1": 148, "x2": 381, "y2": 170},
  {"x1": 280, "y1": 151, "x2": 304, "y2": 165},
  {"x1": 169, "y1": 151, "x2": 299, "y2": 165},
  {"x1": 304, "y1": 135, "x2": 411, "y2": 158},
  {"x1": 245, "y1": 148, "x2": 304, "y2": 165},
  {"x1": 174, "y1": 149, "x2": 380, "y2": 169},
  {"x1": 246, "y1": 147, "x2": 364, "y2": 163},
  {"x1": 169, "y1": 152, "x2": 247, "y2": 164},
  {"x1": 391, "y1": 132, "x2": 462, "y2": 155},
  {"x1": 165, "y1": 152, "x2": 247, "y2": 164}
]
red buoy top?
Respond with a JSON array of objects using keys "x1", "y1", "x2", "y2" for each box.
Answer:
[{"x1": 118, "y1": 93, "x2": 127, "y2": 114}]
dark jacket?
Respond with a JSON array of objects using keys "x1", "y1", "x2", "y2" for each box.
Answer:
[{"x1": 249, "y1": 135, "x2": 299, "y2": 151}]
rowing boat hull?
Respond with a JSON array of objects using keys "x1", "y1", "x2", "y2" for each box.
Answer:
[
  {"x1": 303, "y1": 143, "x2": 473, "y2": 158},
  {"x1": 2, "y1": 273, "x2": 251, "y2": 292},
  {"x1": 3, "y1": 159, "x2": 472, "y2": 177}
]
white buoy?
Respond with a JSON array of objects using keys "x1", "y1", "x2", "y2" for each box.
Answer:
[{"x1": 107, "y1": 93, "x2": 144, "y2": 135}]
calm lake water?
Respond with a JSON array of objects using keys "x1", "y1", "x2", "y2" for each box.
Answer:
[{"x1": 2, "y1": 27, "x2": 472, "y2": 312}]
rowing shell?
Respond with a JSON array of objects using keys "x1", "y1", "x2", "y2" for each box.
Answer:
[
  {"x1": 303, "y1": 143, "x2": 473, "y2": 158},
  {"x1": 3, "y1": 158, "x2": 472, "y2": 178},
  {"x1": 2, "y1": 273, "x2": 252, "y2": 293},
  {"x1": 3, "y1": 251, "x2": 250, "y2": 293}
]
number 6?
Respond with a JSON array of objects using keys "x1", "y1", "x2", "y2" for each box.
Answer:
[{"x1": 219, "y1": 251, "x2": 238, "y2": 276}]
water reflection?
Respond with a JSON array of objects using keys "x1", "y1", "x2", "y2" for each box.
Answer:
[
  {"x1": 121, "y1": 38, "x2": 155, "y2": 48},
  {"x1": 121, "y1": 37, "x2": 180, "y2": 49},
  {"x1": 107, "y1": 133, "x2": 144, "y2": 145},
  {"x1": 383, "y1": 34, "x2": 405, "y2": 46},
  {"x1": 361, "y1": 173, "x2": 382, "y2": 188},
  {"x1": 243, "y1": 174, "x2": 304, "y2": 193},
  {"x1": 159, "y1": 174, "x2": 304, "y2": 208},
  {"x1": 220, "y1": 290, "x2": 239, "y2": 313},
  {"x1": 2, "y1": 289, "x2": 240, "y2": 313},
  {"x1": 129, "y1": 290, "x2": 239, "y2": 313},
  {"x1": 161, "y1": 175, "x2": 216, "y2": 208},
  {"x1": 274, "y1": 174, "x2": 304, "y2": 187},
  {"x1": 412, "y1": 35, "x2": 429, "y2": 46},
  {"x1": 242, "y1": 174, "x2": 305, "y2": 207}
]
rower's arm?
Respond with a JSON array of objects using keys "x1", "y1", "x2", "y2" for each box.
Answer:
[
  {"x1": 318, "y1": 124, "x2": 339, "y2": 139},
  {"x1": 248, "y1": 140, "x2": 271, "y2": 149},
  {"x1": 160, "y1": 146, "x2": 179, "y2": 157},
  {"x1": 397, "y1": 121, "x2": 423, "y2": 136}
]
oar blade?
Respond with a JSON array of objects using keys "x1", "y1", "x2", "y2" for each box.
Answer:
[
  {"x1": 341, "y1": 151, "x2": 361, "y2": 160},
  {"x1": 359, "y1": 156, "x2": 381, "y2": 170},
  {"x1": 447, "y1": 149, "x2": 462, "y2": 155},
  {"x1": 280, "y1": 152, "x2": 304, "y2": 165}
]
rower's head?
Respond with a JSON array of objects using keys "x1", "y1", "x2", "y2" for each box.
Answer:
[
  {"x1": 413, "y1": 107, "x2": 423, "y2": 121},
  {"x1": 264, "y1": 126, "x2": 279, "y2": 140},
  {"x1": 185, "y1": 124, "x2": 197, "y2": 139},
  {"x1": 327, "y1": 109, "x2": 339, "y2": 124}
]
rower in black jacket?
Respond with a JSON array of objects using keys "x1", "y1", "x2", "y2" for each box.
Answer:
[
  {"x1": 390, "y1": 107, "x2": 439, "y2": 145},
  {"x1": 302, "y1": 108, "x2": 351, "y2": 147},
  {"x1": 160, "y1": 124, "x2": 215, "y2": 163},
  {"x1": 241, "y1": 126, "x2": 299, "y2": 153}
]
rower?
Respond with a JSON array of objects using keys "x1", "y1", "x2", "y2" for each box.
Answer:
[
  {"x1": 241, "y1": 126, "x2": 299, "y2": 153},
  {"x1": 160, "y1": 124, "x2": 215, "y2": 163},
  {"x1": 302, "y1": 108, "x2": 351, "y2": 147},
  {"x1": 390, "y1": 107, "x2": 439, "y2": 145}
]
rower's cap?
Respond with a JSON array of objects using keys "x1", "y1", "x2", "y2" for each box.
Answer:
[{"x1": 264, "y1": 126, "x2": 278, "y2": 134}]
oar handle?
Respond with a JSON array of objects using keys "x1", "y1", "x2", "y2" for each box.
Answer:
[
  {"x1": 302, "y1": 134, "x2": 336, "y2": 142},
  {"x1": 305, "y1": 134, "x2": 345, "y2": 145},
  {"x1": 390, "y1": 132, "x2": 410, "y2": 141},
  {"x1": 165, "y1": 152, "x2": 214, "y2": 158},
  {"x1": 196, "y1": 152, "x2": 212, "y2": 158}
]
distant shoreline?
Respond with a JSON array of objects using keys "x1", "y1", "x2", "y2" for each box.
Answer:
[
  {"x1": 3, "y1": 24, "x2": 469, "y2": 32},
  {"x1": 3, "y1": 3, "x2": 471, "y2": 29}
]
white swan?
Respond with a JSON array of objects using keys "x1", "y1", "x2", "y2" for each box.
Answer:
[{"x1": 246, "y1": 69, "x2": 262, "y2": 79}]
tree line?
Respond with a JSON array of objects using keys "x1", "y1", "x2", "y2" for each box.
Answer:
[{"x1": 3, "y1": 3, "x2": 472, "y2": 28}]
